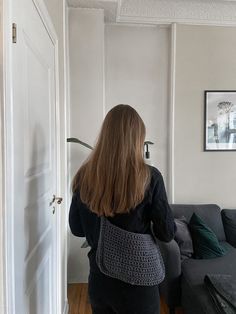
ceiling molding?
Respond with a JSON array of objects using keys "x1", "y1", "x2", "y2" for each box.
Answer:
[
  {"x1": 117, "y1": 0, "x2": 236, "y2": 26},
  {"x1": 67, "y1": 0, "x2": 236, "y2": 26}
]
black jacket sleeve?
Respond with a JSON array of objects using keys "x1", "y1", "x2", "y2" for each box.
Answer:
[
  {"x1": 69, "y1": 193, "x2": 85, "y2": 237},
  {"x1": 150, "y1": 170, "x2": 176, "y2": 242}
]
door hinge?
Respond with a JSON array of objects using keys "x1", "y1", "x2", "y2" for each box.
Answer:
[{"x1": 12, "y1": 23, "x2": 17, "y2": 43}]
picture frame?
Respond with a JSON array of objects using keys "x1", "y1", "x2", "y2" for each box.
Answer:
[{"x1": 204, "y1": 90, "x2": 236, "y2": 151}]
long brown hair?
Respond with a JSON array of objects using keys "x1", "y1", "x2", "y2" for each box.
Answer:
[{"x1": 72, "y1": 104, "x2": 150, "y2": 217}]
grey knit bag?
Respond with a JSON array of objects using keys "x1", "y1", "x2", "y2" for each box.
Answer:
[{"x1": 96, "y1": 217, "x2": 165, "y2": 286}]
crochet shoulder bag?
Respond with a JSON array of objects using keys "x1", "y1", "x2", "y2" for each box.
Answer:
[{"x1": 96, "y1": 216, "x2": 165, "y2": 286}]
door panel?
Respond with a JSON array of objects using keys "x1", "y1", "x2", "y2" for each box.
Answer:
[
  {"x1": 23, "y1": 32, "x2": 52, "y2": 178},
  {"x1": 12, "y1": 0, "x2": 58, "y2": 313},
  {"x1": 26, "y1": 250, "x2": 52, "y2": 314}
]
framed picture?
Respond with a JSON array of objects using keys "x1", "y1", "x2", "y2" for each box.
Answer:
[{"x1": 204, "y1": 90, "x2": 236, "y2": 151}]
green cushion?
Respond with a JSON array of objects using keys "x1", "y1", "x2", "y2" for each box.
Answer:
[{"x1": 189, "y1": 213, "x2": 227, "y2": 259}]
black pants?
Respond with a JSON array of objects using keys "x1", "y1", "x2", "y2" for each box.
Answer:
[{"x1": 88, "y1": 272, "x2": 160, "y2": 314}]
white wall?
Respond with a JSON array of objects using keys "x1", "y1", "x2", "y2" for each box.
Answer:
[
  {"x1": 174, "y1": 24, "x2": 236, "y2": 208},
  {"x1": 67, "y1": 8, "x2": 105, "y2": 283},
  {"x1": 105, "y1": 25, "x2": 170, "y2": 184},
  {"x1": 67, "y1": 19, "x2": 236, "y2": 284},
  {"x1": 67, "y1": 18, "x2": 170, "y2": 282}
]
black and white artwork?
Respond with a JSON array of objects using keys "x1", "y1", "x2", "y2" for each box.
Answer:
[{"x1": 205, "y1": 91, "x2": 236, "y2": 151}]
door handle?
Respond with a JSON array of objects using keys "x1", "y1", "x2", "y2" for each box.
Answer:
[
  {"x1": 49, "y1": 195, "x2": 63, "y2": 214},
  {"x1": 49, "y1": 195, "x2": 63, "y2": 206}
]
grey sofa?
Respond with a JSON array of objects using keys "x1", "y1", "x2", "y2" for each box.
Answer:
[{"x1": 158, "y1": 204, "x2": 236, "y2": 314}]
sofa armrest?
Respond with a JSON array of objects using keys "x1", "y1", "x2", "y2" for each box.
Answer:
[
  {"x1": 157, "y1": 239, "x2": 182, "y2": 308},
  {"x1": 222, "y1": 209, "x2": 236, "y2": 248}
]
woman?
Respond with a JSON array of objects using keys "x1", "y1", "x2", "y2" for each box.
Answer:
[{"x1": 69, "y1": 104, "x2": 176, "y2": 314}]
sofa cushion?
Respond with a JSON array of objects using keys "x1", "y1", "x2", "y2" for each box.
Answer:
[
  {"x1": 170, "y1": 204, "x2": 226, "y2": 242},
  {"x1": 221, "y1": 209, "x2": 236, "y2": 248},
  {"x1": 181, "y1": 244, "x2": 236, "y2": 314},
  {"x1": 189, "y1": 213, "x2": 227, "y2": 259},
  {"x1": 174, "y1": 217, "x2": 193, "y2": 259}
]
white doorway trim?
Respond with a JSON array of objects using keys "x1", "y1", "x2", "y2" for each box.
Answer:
[
  {"x1": 0, "y1": 1, "x2": 7, "y2": 313},
  {"x1": 2, "y1": 0, "x2": 64, "y2": 313},
  {"x1": 63, "y1": 0, "x2": 70, "y2": 313},
  {"x1": 2, "y1": 0, "x2": 15, "y2": 312},
  {"x1": 168, "y1": 23, "x2": 176, "y2": 204}
]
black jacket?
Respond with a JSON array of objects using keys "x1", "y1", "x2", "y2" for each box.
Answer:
[{"x1": 69, "y1": 165, "x2": 176, "y2": 274}]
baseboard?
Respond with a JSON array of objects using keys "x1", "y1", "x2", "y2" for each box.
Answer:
[
  {"x1": 63, "y1": 301, "x2": 69, "y2": 314},
  {"x1": 68, "y1": 278, "x2": 88, "y2": 284}
]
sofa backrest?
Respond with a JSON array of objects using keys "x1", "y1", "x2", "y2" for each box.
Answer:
[{"x1": 170, "y1": 204, "x2": 226, "y2": 242}]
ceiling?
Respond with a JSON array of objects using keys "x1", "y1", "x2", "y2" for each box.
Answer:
[{"x1": 67, "y1": 0, "x2": 236, "y2": 25}]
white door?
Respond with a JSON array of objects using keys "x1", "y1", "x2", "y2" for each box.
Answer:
[{"x1": 10, "y1": 0, "x2": 60, "y2": 313}]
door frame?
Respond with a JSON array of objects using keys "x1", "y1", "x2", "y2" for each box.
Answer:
[
  {"x1": 0, "y1": 1, "x2": 6, "y2": 312},
  {"x1": 1, "y1": 0, "x2": 64, "y2": 313},
  {"x1": 63, "y1": 0, "x2": 70, "y2": 312},
  {"x1": 62, "y1": 0, "x2": 70, "y2": 313}
]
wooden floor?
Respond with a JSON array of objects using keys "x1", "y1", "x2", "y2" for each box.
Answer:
[{"x1": 68, "y1": 284, "x2": 184, "y2": 314}]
